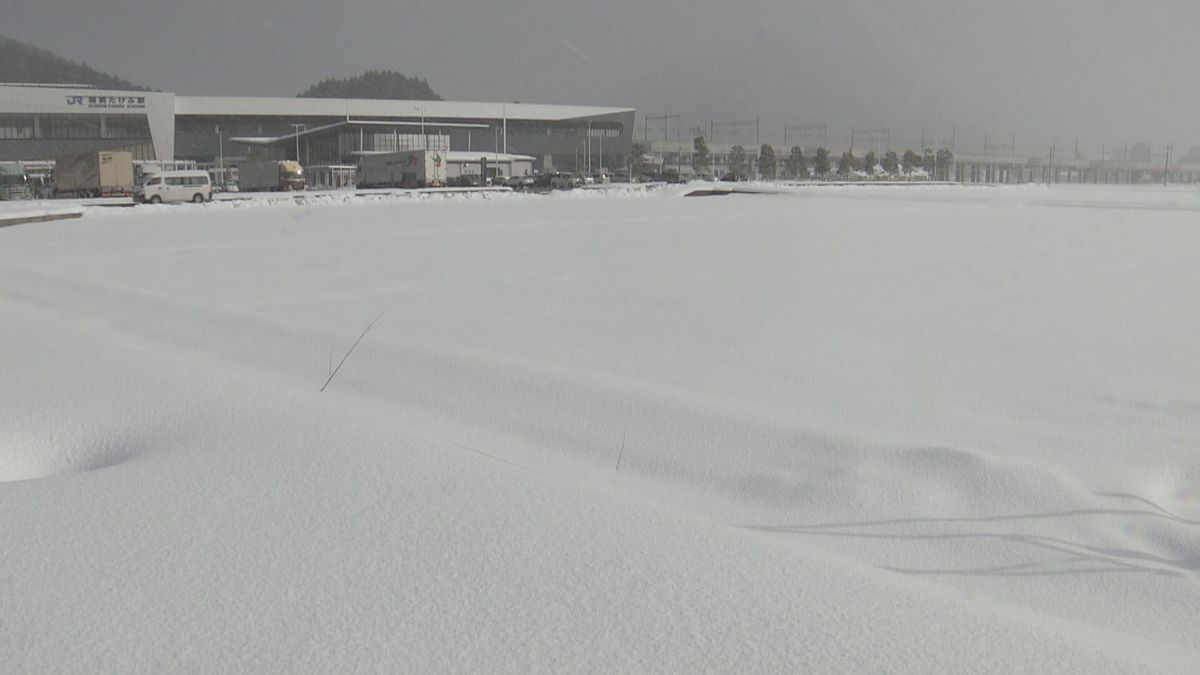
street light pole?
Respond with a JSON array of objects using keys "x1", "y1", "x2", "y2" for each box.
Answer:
[
  {"x1": 288, "y1": 123, "x2": 305, "y2": 162},
  {"x1": 215, "y1": 125, "x2": 223, "y2": 186}
]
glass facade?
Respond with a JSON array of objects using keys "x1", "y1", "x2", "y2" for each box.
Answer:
[
  {"x1": 0, "y1": 113, "x2": 150, "y2": 141},
  {"x1": 178, "y1": 115, "x2": 630, "y2": 173},
  {"x1": 0, "y1": 113, "x2": 154, "y2": 160}
]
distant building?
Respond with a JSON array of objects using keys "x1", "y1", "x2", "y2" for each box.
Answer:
[{"x1": 0, "y1": 83, "x2": 634, "y2": 174}]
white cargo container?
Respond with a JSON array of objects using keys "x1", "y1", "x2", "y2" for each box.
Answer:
[{"x1": 357, "y1": 150, "x2": 447, "y2": 188}]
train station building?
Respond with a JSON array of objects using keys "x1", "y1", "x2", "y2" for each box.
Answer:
[{"x1": 0, "y1": 83, "x2": 635, "y2": 174}]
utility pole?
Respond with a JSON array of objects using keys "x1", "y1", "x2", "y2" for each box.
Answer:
[
  {"x1": 644, "y1": 115, "x2": 679, "y2": 143},
  {"x1": 783, "y1": 123, "x2": 827, "y2": 153},
  {"x1": 1049, "y1": 140, "x2": 1055, "y2": 184},
  {"x1": 1164, "y1": 145, "x2": 1172, "y2": 186}
]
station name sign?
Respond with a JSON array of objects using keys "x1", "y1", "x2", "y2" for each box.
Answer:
[{"x1": 65, "y1": 95, "x2": 147, "y2": 109}]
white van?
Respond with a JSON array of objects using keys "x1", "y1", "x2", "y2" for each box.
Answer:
[{"x1": 136, "y1": 170, "x2": 212, "y2": 204}]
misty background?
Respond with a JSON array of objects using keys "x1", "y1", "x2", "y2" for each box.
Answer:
[{"x1": 7, "y1": 0, "x2": 1200, "y2": 156}]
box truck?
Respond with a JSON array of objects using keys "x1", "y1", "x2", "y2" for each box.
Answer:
[
  {"x1": 54, "y1": 150, "x2": 134, "y2": 198},
  {"x1": 237, "y1": 160, "x2": 306, "y2": 192}
]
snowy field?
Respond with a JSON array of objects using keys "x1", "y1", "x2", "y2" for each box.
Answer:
[{"x1": 2, "y1": 183, "x2": 1198, "y2": 672}]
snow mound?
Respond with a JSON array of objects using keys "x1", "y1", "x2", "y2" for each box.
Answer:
[{"x1": 1, "y1": 425, "x2": 140, "y2": 482}]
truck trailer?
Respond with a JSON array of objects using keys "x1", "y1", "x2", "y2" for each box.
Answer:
[
  {"x1": 54, "y1": 151, "x2": 134, "y2": 198},
  {"x1": 0, "y1": 163, "x2": 31, "y2": 201},
  {"x1": 237, "y1": 160, "x2": 306, "y2": 192},
  {"x1": 358, "y1": 150, "x2": 447, "y2": 189}
]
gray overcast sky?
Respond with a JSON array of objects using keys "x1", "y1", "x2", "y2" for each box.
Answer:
[{"x1": 7, "y1": 0, "x2": 1200, "y2": 154}]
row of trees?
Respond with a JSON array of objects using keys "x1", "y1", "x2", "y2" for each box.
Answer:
[
  {"x1": 0, "y1": 34, "x2": 148, "y2": 91},
  {"x1": 297, "y1": 70, "x2": 442, "y2": 100},
  {"x1": 686, "y1": 137, "x2": 952, "y2": 180}
]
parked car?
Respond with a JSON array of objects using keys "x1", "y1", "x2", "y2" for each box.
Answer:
[
  {"x1": 449, "y1": 175, "x2": 483, "y2": 187},
  {"x1": 550, "y1": 172, "x2": 580, "y2": 189}
]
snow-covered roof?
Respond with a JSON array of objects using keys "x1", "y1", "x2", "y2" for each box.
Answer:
[
  {"x1": 230, "y1": 119, "x2": 491, "y2": 146},
  {"x1": 349, "y1": 150, "x2": 535, "y2": 162},
  {"x1": 444, "y1": 151, "x2": 535, "y2": 162},
  {"x1": 176, "y1": 95, "x2": 632, "y2": 122}
]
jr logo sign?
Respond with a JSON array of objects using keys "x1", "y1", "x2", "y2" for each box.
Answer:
[{"x1": 64, "y1": 95, "x2": 147, "y2": 109}]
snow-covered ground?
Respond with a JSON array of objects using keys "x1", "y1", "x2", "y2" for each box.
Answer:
[{"x1": 2, "y1": 183, "x2": 1198, "y2": 672}]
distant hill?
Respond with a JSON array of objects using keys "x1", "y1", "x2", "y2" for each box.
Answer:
[
  {"x1": 0, "y1": 34, "x2": 146, "y2": 90},
  {"x1": 297, "y1": 70, "x2": 442, "y2": 101}
]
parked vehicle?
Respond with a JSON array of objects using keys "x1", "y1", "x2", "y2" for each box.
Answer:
[
  {"x1": 451, "y1": 174, "x2": 483, "y2": 187},
  {"x1": 135, "y1": 170, "x2": 212, "y2": 203},
  {"x1": 54, "y1": 150, "x2": 134, "y2": 197},
  {"x1": 550, "y1": 172, "x2": 580, "y2": 189},
  {"x1": 237, "y1": 160, "x2": 306, "y2": 192},
  {"x1": 503, "y1": 175, "x2": 535, "y2": 189},
  {"x1": 21, "y1": 161, "x2": 55, "y2": 198},
  {"x1": 0, "y1": 163, "x2": 31, "y2": 201}
]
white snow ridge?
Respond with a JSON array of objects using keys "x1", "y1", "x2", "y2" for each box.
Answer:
[{"x1": 1, "y1": 183, "x2": 1198, "y2": 672}]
